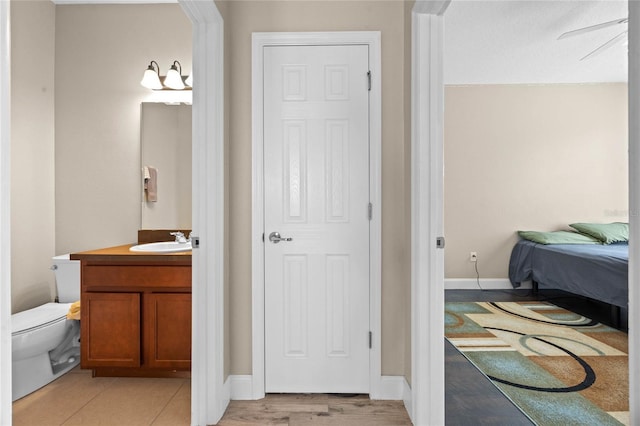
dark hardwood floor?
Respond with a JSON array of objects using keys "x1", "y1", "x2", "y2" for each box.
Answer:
[{"x1": 444, "y1": 288, "x2": 627, "y2": 425}]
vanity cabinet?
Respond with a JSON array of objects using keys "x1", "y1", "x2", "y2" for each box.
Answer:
[
  {"x1": 71, "y1": 245, "x2": 191, "y2": 378},
  {"x1": 83, "y1": 292, "x2": 141, "y2": 368},
  {"x1": 145, "y1": 293, "x2": 191, "y2": 369}
]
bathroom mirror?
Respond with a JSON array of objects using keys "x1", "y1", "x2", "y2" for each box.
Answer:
[{"x1": 140, "y1": 102, "x2": 192, "y2": 229}]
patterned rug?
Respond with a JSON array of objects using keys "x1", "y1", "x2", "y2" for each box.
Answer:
[{"x1": 445, "y1": 301, "x2": 629, "y2": 425}]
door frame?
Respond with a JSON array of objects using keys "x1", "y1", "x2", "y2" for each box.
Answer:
[
  {"x1": 628, "y1": 3, "x2": 640, "y2": 423},
  {"x1": 0, "y1": 1, "x2": 10, "y2": 423},
  {"x1": 410, "y1": 4, "x2": 447, "y2": 424},
  {"x1": 251, "y1": 31, "x2": 382, "y2": 399},
  {"x1": 410, "y1": 1, "x2": 639, "y2": 425},
  {"x1": 177, "y1": 1, "x2": 227, "y2": 424}
]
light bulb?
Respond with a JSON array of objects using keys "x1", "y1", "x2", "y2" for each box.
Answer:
[
  {"x1": 165, "y1": 64, "x2": 185, "y2": 90},
  {"x1": 140, "y1": 62, "x2": 163, "y2": 90}
]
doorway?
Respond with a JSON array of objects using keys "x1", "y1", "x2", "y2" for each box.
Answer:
[
  {"x1": 251, "y1": 31, "x2": 383, "y2": 398},
  {"x1": 263, "y1": 43, "x2": 371, "y2": 393}
]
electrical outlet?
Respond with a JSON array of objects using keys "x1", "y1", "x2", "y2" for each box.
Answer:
[{"x1": 470, "y1": 252, "x2": 478, "y2": 262}]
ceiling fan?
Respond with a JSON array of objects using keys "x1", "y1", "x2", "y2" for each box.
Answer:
[{"x1": 558, "y1": 17, "x2": 628, "y2": 61}]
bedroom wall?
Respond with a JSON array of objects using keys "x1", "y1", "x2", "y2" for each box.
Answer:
[
  {"x1": 11, "y1": 0, "x2": 56, "y2": 313},
  {"x1": 444, "y1": 83, "x2": 628, "y2": 280}
]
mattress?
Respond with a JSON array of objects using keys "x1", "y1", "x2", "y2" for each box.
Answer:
[{"x1": 509, "y1": 240, "x2": 628, "y2": 308}]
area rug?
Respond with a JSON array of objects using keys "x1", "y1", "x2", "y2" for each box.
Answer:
[{"x1": 445, "y1": 301, "x2": 629, "y2": 425}]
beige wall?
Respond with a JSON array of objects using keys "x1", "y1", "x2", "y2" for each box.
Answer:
[
  {"x1": 225, "y1": 1, "x2": 411, "y2": 376},
  {"x1": 444, "y1": 84, "x2": 629, "y2": 279},
  {"x1": 39, "y1": 1, "x2": 410, "y2": 379},
  {"x1": 55, "y1": 4, "x2": 191, "y2": 255},
  {"x1": 11, "y1": 0, "x2": 56, "y2": 313}
]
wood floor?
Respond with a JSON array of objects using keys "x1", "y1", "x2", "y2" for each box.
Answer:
[{"x1": 217, "y1": 394, "x2": 411, "y2": 425}]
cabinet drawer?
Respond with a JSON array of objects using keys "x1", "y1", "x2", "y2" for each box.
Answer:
[{"x1": 82, "y1": 265, "x2": 191, "y2": 290}]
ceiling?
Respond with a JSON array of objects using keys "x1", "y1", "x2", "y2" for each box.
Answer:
[
  {"x1": 444, "y1": 0, "x2": 628, "y2": 84},
  {"x1": 53, "y1": 0, "x2": 627, "y2": 84}
]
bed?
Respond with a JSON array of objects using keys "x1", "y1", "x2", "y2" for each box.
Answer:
[{"x1": 509, "y1": 240, "x2": 628, "y2": 310}]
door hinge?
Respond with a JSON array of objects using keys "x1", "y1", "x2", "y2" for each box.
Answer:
[
  {"x1": 192, "y1": 236, "x2": 200, "y2": 249},
  {"x1": 368, "y1": 203, "x2": 373, "y2": 221},
  {"x1": 262, "y1": 232, "x2": 264, "y2": 243},
  {"x1": 436, "y1": 236, "x2": 445, "y2": 249},
  {"x1": 369, "y1": 331, "x2": 372, "y2": 349},
  {"x1": 367, "y1": 71, "x2": 372, "y2": 91}
]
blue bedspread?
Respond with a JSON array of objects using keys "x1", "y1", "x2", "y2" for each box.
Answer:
[{"x1": 509, "y1": 240, "x2": 628, "y2": 308}]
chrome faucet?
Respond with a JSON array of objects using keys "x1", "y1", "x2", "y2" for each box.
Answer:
[{"x1": 170, "y1": 231, "x2": 188, "y2": 243}]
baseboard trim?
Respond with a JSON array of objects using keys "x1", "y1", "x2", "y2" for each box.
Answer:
[
  {"x1": 228, "y1": 374, "x2": 408, "y2": 401},
  {"x1": 374, "y1": 375, "x2": 407, "y2": 400},
  {"x1": 402, "y1": 378, "x2": 413, "y2": 424},
  {"x1": 445, "y1": 278, "x2": 532, "y2": 290},
  {"x1": 229, "y1": 375, "x2": 254, "y2": 400}
]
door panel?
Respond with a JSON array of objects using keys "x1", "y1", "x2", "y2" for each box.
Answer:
[
  {"x1": 264, "y1": 44, "x2": 370, "y2": 393},
  {"x1": 82, "y1": 292, "x2": 141, "y2": 368},
  {"x1": 145, "y1": 293, "x2": 191, "y2": 369}
]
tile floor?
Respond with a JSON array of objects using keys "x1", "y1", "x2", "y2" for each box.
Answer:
[{"x1": 12, "y1": 368, "x2": 190, "y2": 426}]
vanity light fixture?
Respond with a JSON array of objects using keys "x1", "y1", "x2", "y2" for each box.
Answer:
[
  {"x1": 141, "y1": 60, "x2": 192, "y2": 91},
  {"x1": 140, "y1": 61, "x2": 163, "y2": 90},
  {"x1": 164, "y1": 60, "x2": 186, "y2": 90}
]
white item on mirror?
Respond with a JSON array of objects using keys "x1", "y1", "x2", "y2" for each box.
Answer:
[{"x1": 144, "y1": 165, "x2": 158, "y2": 202}]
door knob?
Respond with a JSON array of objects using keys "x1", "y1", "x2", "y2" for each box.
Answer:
[{"x1": 269, "y1": 231, "x2": 293, "y2": 244}]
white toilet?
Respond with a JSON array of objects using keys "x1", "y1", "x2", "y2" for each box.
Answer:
[{"x1": 11, "y1": 254, "x2": 81, "y2": 401}]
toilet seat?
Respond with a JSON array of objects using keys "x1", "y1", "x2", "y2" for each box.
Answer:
[{"x1": 12, "y1": 303, "x2": 72, "y2": 336}]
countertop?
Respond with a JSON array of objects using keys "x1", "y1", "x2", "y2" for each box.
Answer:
[{"x1": 70, "y1": 244, "x2": 192, "y2": 265}]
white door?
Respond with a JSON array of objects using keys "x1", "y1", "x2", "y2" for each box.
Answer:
[{"x1": 263, "y1": 44, "x2": 371, "y2": 393}]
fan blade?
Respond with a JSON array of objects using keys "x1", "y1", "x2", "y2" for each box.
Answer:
[
  {"x1": 580, "y1": 30, "x2": 627, "y2": 60},
  {"x1": 558, "y1": 17, "x2": 628, "y2": 40}
]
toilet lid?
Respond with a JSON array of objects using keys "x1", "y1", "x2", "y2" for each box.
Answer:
[{"x1": 12, "y1": 303, "x2": 72, "y2": 334}]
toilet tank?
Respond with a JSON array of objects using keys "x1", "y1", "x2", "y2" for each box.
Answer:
[{"x1": 52, "y1": 254, "x2": 80, "y2": 303}]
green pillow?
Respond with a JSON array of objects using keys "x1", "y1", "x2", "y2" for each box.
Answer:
[
  {"x1": 569, "y1": 222, "x2": 629, "y2": 244},
  {"x1": 518, "y1": 230, "x2": 601, "y2": 245}
]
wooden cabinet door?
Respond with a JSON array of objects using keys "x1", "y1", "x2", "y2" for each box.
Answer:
[
  {"x1": 82, "y1": 292, "x2": 141, "y2": 368},
  {"x1": 145, "y1": 293, "x2": 191, "y2": 369}
]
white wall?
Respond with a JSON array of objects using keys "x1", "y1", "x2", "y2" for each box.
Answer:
[
  {"x1": 444, "y1": 84, "x2": 629, "y2": 279},
  {"x1": 11, "y1": 0, "x2": 56, "y2": 313},
  {"x1": 55, "y1": 4, "x2": 191, "y2": 255}
]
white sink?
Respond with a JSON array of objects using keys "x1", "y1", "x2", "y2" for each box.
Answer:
[{"x1": 129, "y1": 241, "x2": 192, "y2": 253}]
